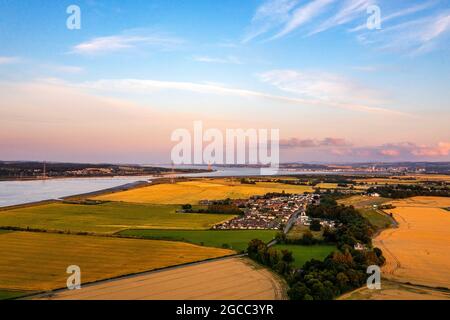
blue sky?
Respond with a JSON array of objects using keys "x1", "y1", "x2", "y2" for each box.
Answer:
[{"x1": 0, "y1": 0, "x2": 449, "y2": 163}]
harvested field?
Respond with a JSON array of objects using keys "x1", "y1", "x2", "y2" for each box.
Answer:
[
  {"x1": 339, "y1": 280, "x2": 450, "y2": 300},
  {"x1": 93, "y1": 179, "x2": 313, "y2": 204},
  {"x1": 374, "y1": 197, "x2": 450, "y2": 289},
  {"x1": 35, "y1": 257, "x2": 287, "y2": 300},
  {"x1": 0, "y1": 202, "x2": 235, "y2": 233},
  {"x1": 0, "y1": 231, "x2": 233, "y2": 292}
]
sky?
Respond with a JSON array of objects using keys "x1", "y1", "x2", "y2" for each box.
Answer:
[{"x1": 0, "y1": 0, "x2": 449, "y2": 164}]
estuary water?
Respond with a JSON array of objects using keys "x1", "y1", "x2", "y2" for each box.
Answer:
[{"x1": 0, "y1": 166, "x2": 364, "y2": 207}]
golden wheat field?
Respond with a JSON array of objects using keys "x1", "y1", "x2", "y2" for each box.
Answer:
[
  {"x1": 94, "y1": 179, "x2": 313, "y2": 204},
  {"x1": 375, "y1": 197, "x2": 450, "y2": 289},
  {"x1": 339, "y1": 280, "x2": 450, "y2": 300},
  {"x1": 0, "y1": 231, "x2": 233, "y2": 292},
  {"x1": 36, "y1": 257, "x2": 287, "y2": 300}
]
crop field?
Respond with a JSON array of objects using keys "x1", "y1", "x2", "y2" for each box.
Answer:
[
  {"x1": 375, "y1": 197, "x2": 450, "y2": 289},
  {"x1": 338, "y1": 196, "x2": 393, "y2": 230},
  {"x1": 36, "y1": 257, "x2": 287, "y2": 300},
  {"x1": 358, "y1": 208, "x2": 393, "y2": 230},
  {"x1": 339, "y1": 280, "x2": 450, "y2": 300},
  {"x1": 93, "y1": 179, "x2": 313, "y2": 204},
  {"x1": 286, "y1": 225, "x2": 323, "y2": 241},
  {"x1": 338, "y1": 195, "x2": 390, "y2": 209},
  {"x1": 0, "y1": 231, "x2": 233, "y2": 292},
  {"x1": 391, "y1": 174, "x2": 450, "y2": 182},
  {"x1": 0, "y1": 290, "x2": 28, "y2": 300},
  {"x1": 316, "y1": 183, "x2": 339, "y2": 189},
  {"x1": 273, "y1": 244, "x2": 335, "y2": 268},
  {"x1": 0, "y1": 202, "x2": 235, "y2": 234},
  {"x1": 119, "y1": 229, "x2": 278, "y2": 252}
]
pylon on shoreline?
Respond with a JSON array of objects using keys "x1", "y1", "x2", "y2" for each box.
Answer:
[
  {"x1": 42, "y1": 161, "x2": 47, "y2": 180},
  {"x1": 170, "y1": 161, "x2": 175, "y2": 184}
]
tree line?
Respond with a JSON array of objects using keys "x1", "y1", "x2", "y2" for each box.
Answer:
[{"x1": 247, "y1": 197, "x2": 385, "y2": 300}]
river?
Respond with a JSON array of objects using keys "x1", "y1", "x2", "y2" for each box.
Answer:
[{"x1": 0, "y1": 166, "x2": 374, "y2": 207}]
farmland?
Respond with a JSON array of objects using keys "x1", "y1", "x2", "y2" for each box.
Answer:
[
  {"x1": 286, "y1": 225, "x2": 323, "y2": 241},
  {"x1": 339, "y1": 280, "x2": 450, "y2": 300},
  {"x1": 0, "y1": 202, "x2": 235, "y2": 234},
  {"x1": 375, "y1": 197, "x2": 450, "y2": 289},
  {"x1": 36, "y1": 257, "x2": 287, "y2": 300},
  {"x1": 119, "y1": 229, "x2": 278, "y2": 252},
  {"x1": 0, "y1": 231, "x2": 233, "y2": 292},
  {"x1": 93, "y1": 179, "x2": 313, "y2": 205},
  {"x1": 338, "y1": 195, "x2": 393, "y2": 230},
  {"x1": 273, "y1": 244, "x2": 336, "y2": 268},
  {"x1": 338, "y1": 195, "x2": 390, "y2": 209}
]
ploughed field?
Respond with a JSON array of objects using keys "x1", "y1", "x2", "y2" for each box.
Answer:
[
  {"x1": 36, "y1": 257, "x2": 287, "y2": 300},
  {"x1": 0, "y1": 202, "x2": 235, "y2": 233},
  {"x1": 93, "y1": 179, "x2": 313, "y2": 204},
  {"x1": 0, "y1": 231, "x2": 233, "y2": 292},
  {"x1": 119, "y1": 229, "x2": 278, "y2": 252},
  {"x1": 374, "y1": 197, "x2": 450, "y2": 289}
]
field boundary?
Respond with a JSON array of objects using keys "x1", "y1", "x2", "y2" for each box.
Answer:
[
  {"x1": 338, "y1": 279, "x2": 450, "y2": 300},
  {"x1": 23, "y1": 253, "x2": 246, "y2": 300}
]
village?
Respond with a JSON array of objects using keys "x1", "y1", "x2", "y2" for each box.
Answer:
[{"x1": 212, "y1": 193, "x2": 323, "y2": 231}]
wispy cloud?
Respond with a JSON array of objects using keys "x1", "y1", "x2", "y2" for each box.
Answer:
[
  {"x1": 42, "y1": 64, "x2": 84, "y2": 74},
  {"x1": 0, "y1": 56, "x2": 21, "y2": 65},
  {"x1": 309, "y1": 0, "x2": 373, "y2": 35},
  {"x1": 193, "y1": 55, "x2": 242, "y2": 64},
  {"x1": 273, "y1": 0, "x2": 335, "y2": 39},
  {"x1": 280, "y1": 137, "x2": 351, "y2": 149},
  {"x1": 357, "y1": 12, "x2": 450, "y2": 55},
  {"x1": 77, "y1": 77, "x2": 404, "y2": 116},
  {"x1": 348, "y1": 1, "x2": 438, "y2": 33},
  {"x1": 332, "y1": 141, "x2": 450, "y2": 159},
  {"x1": 257, "y1": 69, "x2": 405, "y2": 115},
  {"x1": 72, "y1": 30, "x2": 184, "y2": 55},
  {"x1": 243, "y1": 0, "x2": 300, "y2": 43},
  {"x1": 244, "y1": 0, "x2": 447, "y2": 55}
]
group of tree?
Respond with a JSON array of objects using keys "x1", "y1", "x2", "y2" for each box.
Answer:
[
  {"x1": 247, "y1": 196, "x2": 385, "y2": 300},
  {"x1": 247, "y1": 239, "x2": 295, "y2": 276},
  {"x1": 181, "y1": 203, "x2": 243, "y2": 215},
  {"x1": 275, "y1": 230, "x2": 322, "y2": 246},
  {"x1": 287, "y1": 247, "x2": 385, "y2": 300},
  {"x1": 240, "y1": 178, "x2": 256, "y2": 185},
  {"x1": 306, "y1": 197, "x2": 374, "y2": 249},
  {"x1": 367, "y1": 185, "x2": 449, "y2": 198}
]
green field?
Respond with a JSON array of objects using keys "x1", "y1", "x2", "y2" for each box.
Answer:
[
  {"x1": 273, "y1": 244, "x2": 336, "y2": 268},
  {"x1": 338, "y1": 195, "x2": 394, "y2": 231},
  {"x1": 286, "y1": 225, "x2": 323, "y2": 241},
  {"x1": 0, "y1": 290, "x2": 27, "y2": 300},
  {"x1": 119, "y1": 229, "x2": 278, "y2": 252},
  {"x1": 359, "y1": 208, "x2": 393, "y2": 230},
  {"x1": 338, "y1": 195, "x2": 390, "y2": 209},
  {"x1": 0, "y1": 202, "x2": 236, "y2": 234}
]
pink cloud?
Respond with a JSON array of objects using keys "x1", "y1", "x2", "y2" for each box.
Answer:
[
  {"x1": 380, "y1": 149, "x2": 401, "y2": 157},
  {"x1": 280, "y1": 137, "x2": 351, "y2": 149}
]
